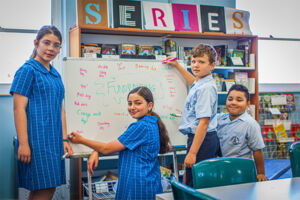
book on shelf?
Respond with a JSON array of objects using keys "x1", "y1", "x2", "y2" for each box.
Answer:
[
  {"x1": 138, "y1": 46, "x2": 152, "y2": 56},
  {"x1": 214, "y1": 45, "x2": 227, "y2": 66},
  {"x1": 237, "y1": 39, "x2": 251, "y2": 67},
  {"x1": 227, "y1": 49, "x2": 245, "y2": 66},
  {"x1": 81, "y1": 43, "x2": 102, "y2": 58},
  {"x1": 120, "y1": 44, "x2": 136, "y2": 55},
  {"x1": 152, "y1": 46, "x2": 163, "y2": 55},
  {"x1": 183, "y1": 47, "x2": 193, "y2": 66},
  {"x1": 164, "y1": 39, "x2": 176, "y2": 55},
  {"x1": 234, "y1": 71, "x2": 248, "y2": 88},
  {"x1": 101, "y1": 44, "x2": 118, "y2": 55}
]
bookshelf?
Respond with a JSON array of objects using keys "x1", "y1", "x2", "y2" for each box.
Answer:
[{"x1": 69, "y1": 26, "x2": 259, "y2": 199}]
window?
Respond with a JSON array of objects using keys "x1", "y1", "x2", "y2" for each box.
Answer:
[
  {"x1": 0, "y1": 0, "x2": 51, "y2": 84},
  {"x1": 237, "y1": 0, "x2": 300, "y2": 84}
]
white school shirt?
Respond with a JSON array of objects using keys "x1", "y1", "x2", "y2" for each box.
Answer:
[
  {"x1": 179, "y1": 74, "x2": 218, "y2": 134},
  {"x1": 217, "y1": 112, "x2": 265, "y2": 159}
]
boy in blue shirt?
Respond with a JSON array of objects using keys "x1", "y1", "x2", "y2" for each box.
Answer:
[
  {"x1": 217, "y1": 84, "x2": 268, "y2": 181},
  {"x1": 166, "y1": 44, "x2": 221, "y2": 187}
]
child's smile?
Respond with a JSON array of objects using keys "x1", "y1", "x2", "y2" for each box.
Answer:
[
  {"x1": 127, "y1": 93, "x2": 153, "y2": 120},
  {"x1": 226, "y1": 90, "x2": 250, "y2": 121}
]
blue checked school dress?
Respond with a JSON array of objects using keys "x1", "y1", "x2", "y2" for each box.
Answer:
[
  {"x1": 10, "y1": 58, "x2": 66, "y2": 191},
  {"x1": 117, "y1": 115, "x2": 163, "y2": 200}
]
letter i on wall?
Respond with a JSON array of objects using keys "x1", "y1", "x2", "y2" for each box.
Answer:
[
  {"x1": 171, "y1": 3, "x2": 200, "y2": 32},
  {"x1": 76, "y1": 0, "x2": 109, "y2": 28},
  {"x1": 142, "y1": 1, "x2": 175, "y2": 31}
]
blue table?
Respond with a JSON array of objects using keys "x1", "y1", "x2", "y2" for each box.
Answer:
[{"x1": 156, "y1": 177, "x2": 300, "y2": 200}]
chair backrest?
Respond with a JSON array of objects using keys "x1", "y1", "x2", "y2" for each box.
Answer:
[
  {"x1": 170, "y1": 177, "x2": 218, "y2": 200},
  {"x1": 192, "y1": 157, "x2": 257, "y2": 189},
  {"x1": 289, "y1": 141, "x2": 300, "y2": 177}
]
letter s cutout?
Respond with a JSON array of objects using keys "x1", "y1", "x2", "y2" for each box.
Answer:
[
  {"x1": 232, "y1": 11, "x2": 244, "y2": 29},
  {"x1": 85, "y1": 3, "x2": 101, "y2": 24}
]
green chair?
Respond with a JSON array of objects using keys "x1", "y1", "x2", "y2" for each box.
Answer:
[
  {"x1": 192, "y1": 157, "x2": 257, "y2": 189},
  {"x1": 170, "y1": 177, "x2": 218, "y2": 200},
  {"x1": 289, "y1": 141, "x2": 300, "y2": 177}
]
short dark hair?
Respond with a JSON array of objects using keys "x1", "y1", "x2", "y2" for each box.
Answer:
[
  {"x1": 227, "y1": 84, "x2": 250, "y2": 102},
  {"x1": 191, "y1": 44, "x2": 217, "y2": 64}
]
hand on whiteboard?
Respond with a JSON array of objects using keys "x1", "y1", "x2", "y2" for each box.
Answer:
[
  {"x1": 164, "y1": 56, "x2": 179, "y2": 67},
  {"x1": 68, "y1": 132, "x2": 83, "y2": 144},
  {"x1": 184, "y1": 152, "x2": 196, "y2": 168},
  {"x1": 87, "y1": 151, "x2": 99, "y2": 175}
]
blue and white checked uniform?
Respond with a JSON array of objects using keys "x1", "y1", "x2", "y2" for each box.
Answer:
[
  {"x1": 179, "y1": 74, "x2": 218, "y2": 134},
  {"x1": 117, "y1": 115, "x2": 162, "y2": 200},
  {"x1": 10, "y1": 58, "x2": 65, "y2": 191},
  {"x1": 217, "y1": 112, "x2": 265, "y2": 159}
]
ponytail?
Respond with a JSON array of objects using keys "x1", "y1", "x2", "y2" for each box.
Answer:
[{"x1": 150, "y1": 111, "x2": 171, "y2": 154}]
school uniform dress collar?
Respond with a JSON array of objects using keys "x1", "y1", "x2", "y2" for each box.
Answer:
[
  {"x1": 27, "y1": 58, "x2": 59, "y2": 77},
  {"x1": 140, "y1": 115, "x2": 158, "y2": 124},
  {"x1": 191, "y1": 74, "x2": 213, "y2": 88}
]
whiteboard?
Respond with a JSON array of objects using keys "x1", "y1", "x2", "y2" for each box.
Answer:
[{"x1": 63, "y1": 58, "x2": 188, "y2": 156}]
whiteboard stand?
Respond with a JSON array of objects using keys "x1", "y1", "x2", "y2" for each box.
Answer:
[
  {"x1": 169, "y1": 146, "x2": 187, "y2": 181},
  {"x1": 172, "y1": 151, "x2": 179, "y2": 180},
  {"x1": 87, "y1": 168, "x2": 92, "y2": 200}
]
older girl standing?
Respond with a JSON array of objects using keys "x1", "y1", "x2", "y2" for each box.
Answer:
[{"x1": 10, "y1": 25, "x2": 73, "y2": 199}]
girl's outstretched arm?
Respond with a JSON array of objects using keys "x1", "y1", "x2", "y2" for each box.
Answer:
[{"x1": 68, "y1": 132, "x2": 125, "y2": 155}]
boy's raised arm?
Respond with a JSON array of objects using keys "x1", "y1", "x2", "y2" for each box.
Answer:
[{"x1": 165, "y1": 57, "x2": 195, "y2": 86}]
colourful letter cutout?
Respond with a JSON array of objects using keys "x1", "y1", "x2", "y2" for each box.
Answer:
[
  {"x1": 77, "y1": 0, "x2": 108, "y2": 28},
  {"x1": 142, "y1": 1, "x2": 175, "y2": 31},
  {"x1": 200, "y1": 5, "x2": 226, "y2": 33},
  {"x1": 225, "y1": 7, "x2": 252, "y2": 35},
  {"x1": 113, "y1": 0, "x2": 142, "y2": 28},
  {"x1": 172, "y1": 4, "x2": 200, "y2": 32}
]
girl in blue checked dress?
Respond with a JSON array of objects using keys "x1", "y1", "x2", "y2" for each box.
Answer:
[
  {"x1": 10, "y1": 26, "x2": 73, "y2": 199},
  {"x1": 69, "y1": 86, "x2": 171, "y2": 200}
]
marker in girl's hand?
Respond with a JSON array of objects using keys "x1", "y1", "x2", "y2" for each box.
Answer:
[
  {"x1": 61, "y1": 151, "x2": 69, "y2": 160},
  {"x1": 68, "y1": 133, "x2": 74, "y2": 140},
  {"x1": 162, "y1": 57, "x2": 178, "y2": 64}
]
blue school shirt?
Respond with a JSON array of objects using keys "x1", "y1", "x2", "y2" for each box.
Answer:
[
  {"x1": 217, "y1": 112, "x2": 265, "y2": 158},
  {"x1": 10, "y1": 58, "x2": 65, "y2": 191},
  {"x1": 117, "y1": 115, "x2": 162, "y2": 200},
  {"x1": 179, "y1": 74, "x2": 218, "y2": 134}
]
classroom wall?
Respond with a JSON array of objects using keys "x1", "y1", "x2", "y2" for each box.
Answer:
[{"x1": 0, "y1": 96, "x2": 17, "y2": 199}]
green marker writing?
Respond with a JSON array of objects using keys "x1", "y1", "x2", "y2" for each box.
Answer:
[{"x1": 170, "y1": 113, "x2": 182, "y2": 117}]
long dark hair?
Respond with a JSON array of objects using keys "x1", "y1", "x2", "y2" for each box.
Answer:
[
  {"x1": 31, "y1": 25, "x2": 62, "y2": 58},
  {"x1": 127, "y1": 86, "x2": 171, "y2": 154}
]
